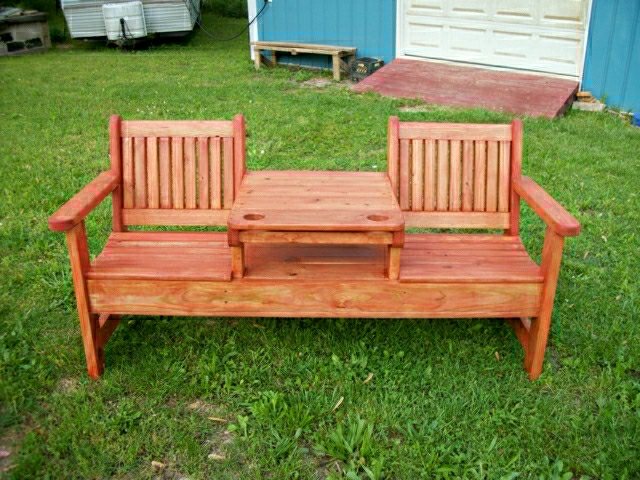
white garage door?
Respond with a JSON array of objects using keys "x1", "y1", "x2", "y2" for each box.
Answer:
[{"x1": 398, "y1": 0, "x2": 589, "y2": 77}]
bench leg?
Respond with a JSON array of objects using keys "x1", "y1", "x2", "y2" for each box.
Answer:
[
  {"x1": 524, "y1": 228, "x2": 565, "y2": 380},
  {"x1": 332, "y1": 54, "x2": 341, "y2": 81},
  {"x1": 254, "y1": 47, "x2": 261, "y2": 70},
  {"x1": 66, "y1": 222, "x2": 103, "y2": 379}
]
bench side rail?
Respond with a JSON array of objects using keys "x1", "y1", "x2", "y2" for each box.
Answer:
[
  {"x1": 110, "y1": 114, "x2": 247, "y2": 229},
  {"x1": 387, "y1": 118, "x2": 523, "y2": 233}
]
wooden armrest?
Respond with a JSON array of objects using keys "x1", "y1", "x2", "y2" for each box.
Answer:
[
  {"x1": 48, "y1": 171, "x2": 119, "y2": 232},
  {"x1": 513, "y1": 176, "x2": 580, "y2": 237}
]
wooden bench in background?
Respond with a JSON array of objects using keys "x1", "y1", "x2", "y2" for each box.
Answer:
[
  {"x1": 252, "y1": 41, "x2": 357, "y2": 81},
  {"x1": 48, "y1": 115, "x2": 580, "y2": 381}
]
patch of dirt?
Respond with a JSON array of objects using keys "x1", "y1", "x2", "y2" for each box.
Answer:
[
  {"x1": 299, "y1": 440, "x2": 334, "y2": 480},
  {"x1": 294, "y1": 77, "x2": 354, "y2": 90},
  {"x1": 0, "y1": 426, "x2": 26, "y2": 475},
  {"x1": 301, "y1": 78, "x2": 334, "y2": 88},
  {"x1": 398, "y1": 104, "x2": 433, "y2": 113},
  {"x1": 547, "y1": 344, "x2": 562, "y2": 371},
  {"x1": 186, "y1": 399, "x2": 226, "y2": 418},
  {"x1": 56, "y1": 377, "x2": 79, "y2": 394}
]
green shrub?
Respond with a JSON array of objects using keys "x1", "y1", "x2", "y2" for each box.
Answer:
[{"x1": 0, "y1": 0, "x2": 57, "y2": 13}]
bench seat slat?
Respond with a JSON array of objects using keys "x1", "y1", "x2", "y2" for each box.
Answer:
[
  {"x1": 399, "y1": 234, "x2": 541, "y2": 283},
  {"x1": 88, "y1": 232, "x2": 231, "y2": 281}
]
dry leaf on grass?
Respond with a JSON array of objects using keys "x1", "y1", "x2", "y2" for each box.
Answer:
[{"x1": 208, "y1": 417, "x2": 227, "y2": 423}]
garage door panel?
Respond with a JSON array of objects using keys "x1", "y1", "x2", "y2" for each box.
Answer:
[
  {"x1": 495, "y1": 1, "x2": 534, "y2": 21},
  {"x1": 449, "y1": 26, "x2": 486, "y2": 56},
  {"x1": 401, "y1": 0, "x2": 588, "y2": 77},
  {"x1": 408, "y1": 22, "x2": 444, "y2": 49},
  {"x1": 541, "y1": 2, "x2": 586, "y2": 27},
  {"x1": 409, "y1": 0, "x2": 444, "y2": 13},
  {"x1": 449, "y1": 1, "x2": 489, "y2": 17},
  {"x1": 493, "y1": 30, "x2": 531, "y2": 60},
  {"x1": 539, "y1": 34, "x2": 582, "y2": 66}
]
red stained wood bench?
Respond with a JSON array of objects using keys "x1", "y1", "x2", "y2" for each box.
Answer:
[{"x1": 49, "y1": 115, "x2": 579, "y2": 381}]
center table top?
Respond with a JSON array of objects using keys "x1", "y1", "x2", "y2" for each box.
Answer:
[{"x1": 228, "y1": 171, "x2": 404, "y2": 232}]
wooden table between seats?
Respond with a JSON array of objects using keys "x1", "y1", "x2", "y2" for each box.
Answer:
[{"x1": 227, "y1": 171, "x2": 404, "y2": 279}]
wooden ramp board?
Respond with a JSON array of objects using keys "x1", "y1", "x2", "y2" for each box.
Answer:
[{"x1": 353, "y1": 59, "x2": 579, "y2": 118}]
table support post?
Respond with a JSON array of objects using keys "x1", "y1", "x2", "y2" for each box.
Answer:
[
  {"x1": 231, "y1": 245, "x2": 244, "y2": 279},
  {"x1": 387, "y1": 247, "x2": 401, "y2": 280}
]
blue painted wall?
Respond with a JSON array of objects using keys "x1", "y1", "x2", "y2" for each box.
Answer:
[
  {"x1": 257, "y1": 0, "x2": 396, "y2": 69},
  {"x1": 582, "y1": 0, "x2": 640, "y2": 113}
]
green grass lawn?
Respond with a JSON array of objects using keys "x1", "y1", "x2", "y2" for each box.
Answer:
[{"x1": 1, "y1": 14, "x2": 639, "y2": 480}]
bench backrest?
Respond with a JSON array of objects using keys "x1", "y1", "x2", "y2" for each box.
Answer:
[
  {"x1": 387, "y1": 117, "x2": 522, "y2": 233},
  {"x1": 109, "y1": 115, "x2": 246, "y2": 230}
]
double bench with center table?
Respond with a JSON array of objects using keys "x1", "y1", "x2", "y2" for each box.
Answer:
[{"x1": 48, "y1": 115, "x2": 580, "y2": 380}]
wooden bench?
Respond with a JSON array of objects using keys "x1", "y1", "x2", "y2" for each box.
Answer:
[
  {"x1": 251, "y1": 41, "x2": 357, "y2": 81},
  {"x1": 49, "y1": 115, "x2": 580, "y2": 381}
]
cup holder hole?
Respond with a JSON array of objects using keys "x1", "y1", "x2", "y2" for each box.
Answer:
[
  {"x1": 244, "y1": 213, "x2": 265, "y2": 221},
  {"x1": 367, "y1": 214, "x2": 389, "y2": 222}
]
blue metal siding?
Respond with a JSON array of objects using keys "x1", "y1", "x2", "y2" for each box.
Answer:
[
  {"x1": 257, "y1": 0, "x2": 396, "y2": 69},
  {"x1": 582, "y1": 0, "x2": 640, "y2": 112}
]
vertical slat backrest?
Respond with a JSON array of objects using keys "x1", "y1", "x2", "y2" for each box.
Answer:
[
  {"x1": 110, "y1": 115, "x2": 246, "y2": 227},
  {"x1": 387, "y1": 118, "x2": 522, "y2": 230}
]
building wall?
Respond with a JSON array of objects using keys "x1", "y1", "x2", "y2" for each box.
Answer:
[
  {"x1": 582, "y1": 0, "x2": 640, "y2": 112},
  {"x1": 256, "y1": 0, "x2": 397, "y2": 69}
]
